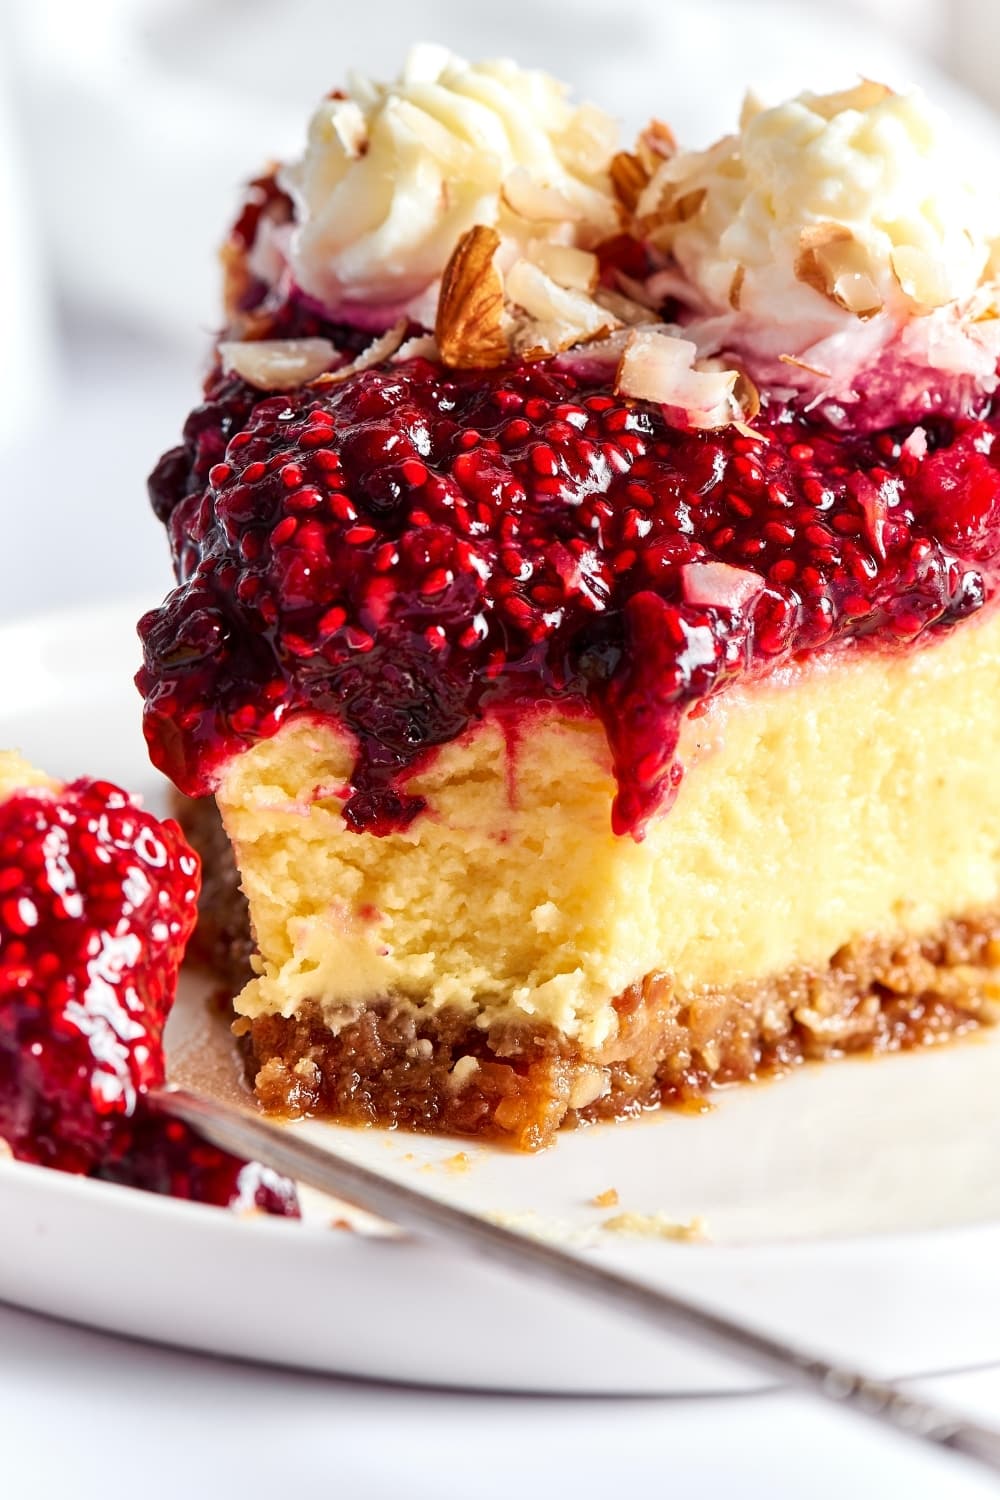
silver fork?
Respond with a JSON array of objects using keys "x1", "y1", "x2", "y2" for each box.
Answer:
[{"x1": 153, "y1": 1082, "x2": 1000, "y2": 1480}]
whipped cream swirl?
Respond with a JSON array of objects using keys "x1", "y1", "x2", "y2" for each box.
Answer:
[
  {"x1": 280, "y1": 45, "x2": 620, "y2": 324},
  {"x1": 636, "y1": 82, "x2": 1000, "y2": 424}
]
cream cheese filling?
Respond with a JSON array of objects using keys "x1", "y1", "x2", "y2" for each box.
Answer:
[
  {"x1": 219, "y1": 608, "x2": 1000, "y2": 1051},
  {"x1": 0, "y1": 751, "x2": 57, "y2": 803}
]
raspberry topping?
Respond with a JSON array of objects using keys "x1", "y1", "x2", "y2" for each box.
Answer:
[
  {"x1": 139, "y1": 359, "x2": 1000, "y2": 837},
  {"x1": 0, "y1": 778, "x2": 297, "y2": 1214}
]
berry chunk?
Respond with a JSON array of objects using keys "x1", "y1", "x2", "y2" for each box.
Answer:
[{"x1": 0, "y1": 769, "x2": 297, "y2": 1215}]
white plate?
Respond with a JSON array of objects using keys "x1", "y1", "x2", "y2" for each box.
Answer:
[{"x1": 3, "y1": 599, "x2": 1000, "y2": 1394}]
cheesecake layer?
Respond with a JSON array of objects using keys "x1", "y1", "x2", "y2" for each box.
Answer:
[
  {"x1": 218, "y1": 606, "x2": 1000, "y2": 1059},
  {"x1": 0, "y1": 751, "x2": 55, "y2": 801},
  {"x1": 246, "y1": 912, "x2": 1000, "y2": 1148}
]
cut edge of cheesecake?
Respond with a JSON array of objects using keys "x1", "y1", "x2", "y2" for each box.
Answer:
[{"x1": 177, "y1": 604, "x2": 1000, "y2": 1148}]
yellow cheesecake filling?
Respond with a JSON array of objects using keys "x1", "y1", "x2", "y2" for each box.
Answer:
[
  {"x1": 218, "y1": 608, "x2": 1000, "y2": 1051},
  {"x1": 0, "y1": 751, "x2": 56, "y2": 802}
]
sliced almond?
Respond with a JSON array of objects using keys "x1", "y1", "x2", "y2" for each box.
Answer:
[
  {"x1": 219, "y1": 337, "x2": 339, "y2": 391},
  {"x1": 610, "y1": 150, "x2": 649, "y2": 213},
  {"x1": 435, "y1": 225, "x2": 510, "y2": 369},
  {"x1": 729, "y1": 264, "x2": 746, "y2": 310},
  {"x1": 308, "y1": 319, "x2": 408, "y2": 385},
  {"x1": 733, "y1": 369, "x2": 761, "y2": 422},
  {"x1": 794, "y1": 223, "x2": 883, "y2": 319}
]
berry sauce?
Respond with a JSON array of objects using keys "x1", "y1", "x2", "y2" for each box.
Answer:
[
  {"x1": 139, "y1": 358, "x2": 1000, "y2": 838},
  {"x1": 0, "y1": 778, "x2": 297, "y2": 1214}
]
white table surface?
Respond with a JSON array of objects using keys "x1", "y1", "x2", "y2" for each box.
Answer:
[
  {"x1": 5, "y1": 324, "x2": 1000, "y2": 1500},
  {"x1": 3, "y1": 1297, "x2": 1000, "y2": 1499}
]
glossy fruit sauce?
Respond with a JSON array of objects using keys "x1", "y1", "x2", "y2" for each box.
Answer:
[
  {"x1": 0, "y1": 777, "x2": 297, "y2": 1214},
  {"x1": 139, "y1": 347, "x2": 1000, "y2": 838}
]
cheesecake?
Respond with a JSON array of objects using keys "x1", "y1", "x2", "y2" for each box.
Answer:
[
  {"x1": 139, "y1": 53, "x2": 1000, "y2": 1148},
  {"x1": 0, "y1": 751, "x2": 297, "y2": 1210}
]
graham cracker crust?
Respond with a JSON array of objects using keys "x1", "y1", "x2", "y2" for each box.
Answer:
[
  {"x1": 174, "y1": 793, "x2": 1000, "y2": 1151},
  {"x1": 246, "y1": 917, "x2": 1000, "y2": 1149}
]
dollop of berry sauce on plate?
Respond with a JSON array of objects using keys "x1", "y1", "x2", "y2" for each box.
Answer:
[
  {"x1": 0, "y1": 778, "x2": 297, "y2": 1214},
  {"x1": 140, "y1": 349, "x2": 1000, "y2": 838}
]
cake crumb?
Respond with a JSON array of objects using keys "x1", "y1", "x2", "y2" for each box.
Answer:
[
  {"x1": 486, "y1": 1209, "x2": 599, "y2": 1247},
  {"x1": 602, "y1": 1211, "x2": 709, "y2": 1243},
  {"x1": 591, "y1": 1187, "x2": 619, "y2": 1208},
  {"x1": 443, "y1": 1151, "x2": 472, "y2": 1174}
]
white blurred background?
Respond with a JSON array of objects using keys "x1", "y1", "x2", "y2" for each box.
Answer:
[{"x1": 3, "y1": 0, "x2": 1000, "y2": 622}]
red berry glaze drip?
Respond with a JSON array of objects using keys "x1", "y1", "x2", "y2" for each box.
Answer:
[
  {"x1": 0, "y1": 778, "x2": 297, "y2": 1214},
  {"x1": 139, "y1": 359, "x2": 1000, "y2": 838}
]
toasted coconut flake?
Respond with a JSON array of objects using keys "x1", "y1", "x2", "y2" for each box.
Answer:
[
  {"x1": 612, "y1": 271, "x2": 658, "y2": 310},
  {"x1": 902, "y1": 425, "x2": 929, "y2": 461},
  {"x1": 610, "y1": 150, "x2": 649, "y2": 213},
  {"x1": 639, "y1": 118, "x2": 678, "y2": 162},
  {"x1": 852, "y1": 472, "x2": 894, "y2": 559},
  {"x1": 794, "y1": 223, "x2": 883, "y2": 319},
  {"x1": 642, "y1": 267, "x2": 710, "y2": 313},
  {"x1": 636, "y1": 132, "x2": 735, "y2": 224},
  {"x1": 778, "y1": 352, "x2": 833, "y2": 378},
  {"x1": 555, "y1": 326, "x2": 638, "y2": 373},
  {"x1": 638, "y1": 185, "x2": 707, "y2": 243},
  {"x1": 680, "y1": 560, "x2": 765, "y2": 611},
  {"x1": 328, "y1": 98, "x2": 368, "y2": 158},
  {"x1": 309, "y1": 319, "x2": 407, "y2": 385},
  {"x1": 593, "y1": 286, "x2": 652, "y2": 326},
  {"x1": 564, "y1": 100, "x2": 620, "y2": 164},
  {"x1": 435, "y1": 225, "x2": 510, "y2": 369},
  {"x1": 729, "y1": 265, "x2": 746, "y2": 310},
  {"x1": 220, "y1": 239, "x2": 281, "y2": 340},
  {"x1": 739, "y1": 89, "x2": 766, "y2": 129},
  {"x1": 733, "y1": 421, "x2": 767, "y2": 442},
  {"x1": 219, "y1": 337, "x2": 339, "y2": 391},
  {"x1": 810, "y1": 78, "x2": 892, "y2": 121},
  {"x1": 526, "y1": 241, "x2": 599, "y2": 293},
  {"x1": 501, "y1": 165, "x2": 582, "y2": 223},
  {"x1": 614, "y1": 328, "x2": 742, "y2": 429},
  {"x1": 506, "y1": 259, "x2": 618, "y2": 353},
  {"x1": 393, "y1": 333, "x2": 439, "y2": 363},
  {"x1": 890, "y1": 245, "x2": 955, "y2": 310}
]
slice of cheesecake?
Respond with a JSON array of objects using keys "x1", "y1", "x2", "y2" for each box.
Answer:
[{"x1": 140, "y1": 55, "x2": 1000, "y2": 1147}]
